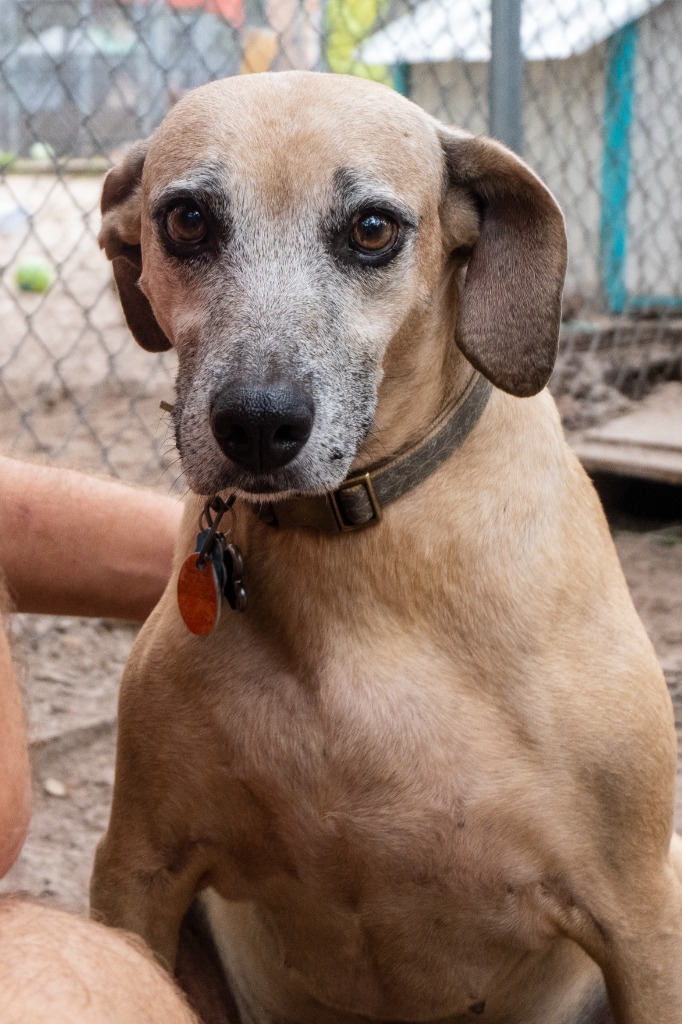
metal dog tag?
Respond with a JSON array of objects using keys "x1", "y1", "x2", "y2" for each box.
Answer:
[
  {"x1": 177, "y1": 535, "x2": 224, "y2": 636},
  {"x1": 177, "y1": 497, "x2": 247, "y2": 634}
]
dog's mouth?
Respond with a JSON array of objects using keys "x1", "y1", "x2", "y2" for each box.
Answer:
[
  {"x1": 203, "y1": 457, "x2": 351, "y2": 503},
  {"x1": 178, "y1": 441, "x2": 355, "y2": 503},
  {"x1": 233, "y1": 477, "x2": 303, "y2": 501}
]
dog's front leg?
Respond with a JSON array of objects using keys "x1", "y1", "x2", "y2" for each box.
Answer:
[
  {"x1": 90, "y1": 813, "x2": 215, "y2": 970},
  {"x1": 89, "y1": 757, "x2": 214, "y2": 970},
  {"x1": 90, "y1": 602, "x2": 224, "y2": 970},
  {"x1": 600, "y1": 861, "x2": 682, "y2": 1024},
  {"x1": 558, "y1": 848, "x2": 682, "y2": 1024}
]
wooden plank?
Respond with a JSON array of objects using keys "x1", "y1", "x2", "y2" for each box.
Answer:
[
  {"x1": 572, "y1": 439, "x2": 682, "y2": 484},
  {"x1": 571, "y1": 383, "x2": 682, "y2": 484}
]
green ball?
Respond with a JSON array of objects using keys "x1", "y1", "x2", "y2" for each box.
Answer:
[{"x1": 15, "y1": 259, "x2": 55, "y2": 293}]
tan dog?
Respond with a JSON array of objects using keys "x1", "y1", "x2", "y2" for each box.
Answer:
[{"x1": 91, "y1": 72, "x2": 682, "y2": 1024}]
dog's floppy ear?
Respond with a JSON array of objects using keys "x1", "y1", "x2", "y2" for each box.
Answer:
[
  {"x1": 99, "y1": 140, "x2": 171, "y2": 353},
  {"x1": 440, "y1": 129, "x2": 567, "y2": 397}
]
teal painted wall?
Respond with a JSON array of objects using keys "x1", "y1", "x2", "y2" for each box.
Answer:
[
  {"x1": 600, "y1": 18, "x2": 682, "y2": 313},
  {"x1": 600, "y1": 21, "x2": 637, "y2": 313}
]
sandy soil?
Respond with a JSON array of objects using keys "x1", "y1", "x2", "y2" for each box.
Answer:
[{"x1": 0, "y1": 175, "x2": 680, "y2": 919}]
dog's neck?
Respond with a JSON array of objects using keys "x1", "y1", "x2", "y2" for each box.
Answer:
[{"x1": 353, "y1": 284, "x2": 470, "y2": 470}]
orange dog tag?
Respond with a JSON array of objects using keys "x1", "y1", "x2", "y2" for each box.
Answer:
[{"x1": 177, "y1": 553, "x2": 222, "y2": 636}]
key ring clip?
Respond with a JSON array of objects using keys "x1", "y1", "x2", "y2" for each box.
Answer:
[{"x1": 196, "y1": 493, "x2": 236, "y2": 569}]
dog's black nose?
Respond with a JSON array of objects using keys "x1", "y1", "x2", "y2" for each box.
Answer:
[{"x1": 210, "y1": 384, "x2": 314, "y2": 473}]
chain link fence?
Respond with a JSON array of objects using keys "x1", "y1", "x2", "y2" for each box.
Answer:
[{"x1": 1, "y1": 0, "x2": 680, "y2": 487}]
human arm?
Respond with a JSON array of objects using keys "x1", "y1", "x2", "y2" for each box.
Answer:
[{"x1": 0, "y1": 456, "x2": 182, "y2": 620}]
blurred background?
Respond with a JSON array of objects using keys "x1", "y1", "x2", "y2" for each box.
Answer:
[
  {"x1": 0, "y1": 0, "x2": 681, "y2": 484},
  {"x1": 0, "y1": 0, "x2": 680, "y2": 910}
]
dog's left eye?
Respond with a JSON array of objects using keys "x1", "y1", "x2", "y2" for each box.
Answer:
[
  {"x1": 165, "y1": 204, "x2": 207, "y2": 245},
  {"x1": 350, "y1": 212, "x2": 399, "y2": 256}
]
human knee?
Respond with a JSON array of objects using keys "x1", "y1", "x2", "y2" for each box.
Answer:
[
  {"x1": 0, "y1": 802, "x2": 30, "y2": 880},
  {"x1": 0, "y1": 612, "x2": 31, "y2": 879},
  {"x1": 0, "y1": 745, "x2": 30, "y2": 879},
  {"x1": 0, "y1": 898, "x2": 198, "y2": 1023}
]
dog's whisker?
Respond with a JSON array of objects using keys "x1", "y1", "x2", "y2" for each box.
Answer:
[{"x1": 366, "y1": 426, "x2": 390, "y2": 460}]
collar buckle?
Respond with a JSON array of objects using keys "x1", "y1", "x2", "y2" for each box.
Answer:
[{"x1": 329, "y1": 471, "x2": 383, "y2": 532}]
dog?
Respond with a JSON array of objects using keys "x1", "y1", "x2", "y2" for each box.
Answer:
[{"x1": 91, "y1": 72, "x2": 682, "y2": 1024}]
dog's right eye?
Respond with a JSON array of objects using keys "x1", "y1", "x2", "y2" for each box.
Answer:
[
  {"x1": 165, "y1": 204, "x2": 207, "y2": 246},
  {"x1": 350, "y1": 212, "x2": 398, "y2": 255}
]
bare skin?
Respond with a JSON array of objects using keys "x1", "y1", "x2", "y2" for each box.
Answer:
[
  {"x1": 0, "y1": 455, "x2": 182, "y2": 620},
  {"x1": 0, "y1": 615, "x2": 30, "y2": 879},
  {"x1": 0, "y1": 898, "x2": 198, "y2": 1024},
  {"x1": 0, "y1": 456, "x2": 183, "y2": 875},
  {"x1": 0, "y1": 459, "x2": 192, "y2": 1021}
]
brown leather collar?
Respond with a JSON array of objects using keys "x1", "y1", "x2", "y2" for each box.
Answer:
[{"x1": 255, "y1": 371, "x2": 492, "y2": 533}]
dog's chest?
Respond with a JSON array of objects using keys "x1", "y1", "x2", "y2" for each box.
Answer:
[
  {"x1": 203, "y1": 644, "x2": 570, "y2": 1022},
  {"x1": 203, "y1": 637, "x2": 556, "y2": 1005}
]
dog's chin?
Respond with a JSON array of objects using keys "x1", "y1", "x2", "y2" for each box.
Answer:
[
  {"x1": 235, "y1": 468, "x2": 351, "y2": 503},
  {"x1": 184, "y1": 460, "x2": 353, "y2": 503}
]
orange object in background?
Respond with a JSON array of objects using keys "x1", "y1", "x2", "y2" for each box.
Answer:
[
  {"x1": 121, "y1": 0, "x2": 244, "y2": 29},
  {"x1": 240, "y1": 27, "x2": 279, "y2": 73}
]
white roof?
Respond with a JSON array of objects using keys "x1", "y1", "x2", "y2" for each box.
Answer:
[{"x1": 358, "y1": 0, "x2": 664, "y2": 65}]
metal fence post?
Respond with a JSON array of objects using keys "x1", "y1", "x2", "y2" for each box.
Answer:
[{"x1": 489, "y1": 0, "x2": 523, "y2": 153}]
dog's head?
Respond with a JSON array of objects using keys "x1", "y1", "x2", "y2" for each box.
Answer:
[{"x1": 100, "y1": 72, "x2": 566, "y2": 499}]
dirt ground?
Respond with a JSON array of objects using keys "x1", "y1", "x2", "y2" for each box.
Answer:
[{"x1": 0, "y1": 175, "x2": 681, "y2": 919}]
